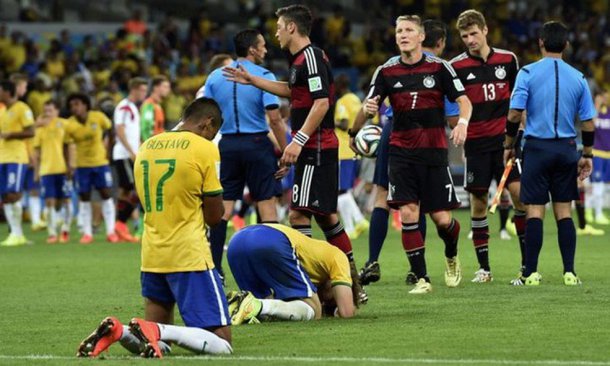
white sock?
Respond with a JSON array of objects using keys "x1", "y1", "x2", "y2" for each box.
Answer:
[
  {"x1": 345, "y1": 190, "x2": 366, "y2": 224},
  {"x1": 337, "y1": 193, "x2": 355, "y2": 233},
  {"x1": 62, "y1": 202, "x2": 73, "y2": 232},
  {"x1": 592, "y1": 182, "x2": 605, "y2": 218},
  {"x1": 29, "y1": 195, "x2": 42, "y2": 225},
  {"x1": 79, "y1": 201, "x2": 92, "y2": 236},
  {"x1": 158, "y1": 323, "x2": 233, "y2": 355},
  {"x1": 101, "y1": 198, "x2": 116, "y2": 235},
  {"x1": 4, "y1": 202, "x2": 24, "y2": 237},
  {"x1": 43, "y1": 206, "x2": 49, "y2": 222},
  {"x1": 259, "y1": 299, "x2": 315, "y2": 321},
  {"x1": 48, "y1": 208, "x2": 58, "y2": 236}
]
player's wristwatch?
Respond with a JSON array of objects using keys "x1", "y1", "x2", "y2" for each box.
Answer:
[{"x1": 348, "y1": 129, "x2": 359, "y2": 138}]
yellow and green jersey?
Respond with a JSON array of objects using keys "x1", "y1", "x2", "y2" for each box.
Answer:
[{"x1": 135, "y1": 131, "x2": 222, "y2": 273}]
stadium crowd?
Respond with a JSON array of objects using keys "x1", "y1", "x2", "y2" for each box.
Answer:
[{"x1": 1, "y1": 0, "x2": 609, "y2": 360}]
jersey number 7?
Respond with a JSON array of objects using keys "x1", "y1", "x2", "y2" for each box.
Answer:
[{"x1": 140, "y1": 159, "x2": 176, "y2": 212}]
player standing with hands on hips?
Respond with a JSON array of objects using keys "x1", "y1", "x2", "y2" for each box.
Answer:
[{"x1": 504, "y1": 21, "x2": 596, "y2": 286}]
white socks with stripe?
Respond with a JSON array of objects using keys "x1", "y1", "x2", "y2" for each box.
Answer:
[
  {"x1": 79, "y1": 201, "x2": 92, "y2": 236},
  {"x1": 259, "y1": 299, "x2": 315, "y2": 321},
  {"x1": 157, "y1": 323, "x2": 233, "y2": 354},
  {"x1": 3, "y1": 202, "x2": 24, "y2": 237}
]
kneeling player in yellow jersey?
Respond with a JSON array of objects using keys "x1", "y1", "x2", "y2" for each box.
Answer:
[
  {"x1": 77, "y1": 98, "x2": 232, "y2": 359},
  {"x1": 227, "y1": 223, "x2": 357, "y2": 324},
  {"x1": 32, "y1": 100, "x2": 73, "y2": 243}
]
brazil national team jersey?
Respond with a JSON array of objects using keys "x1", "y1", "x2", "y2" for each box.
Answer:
[
  {"x1": 33, "y1": 118, "x2": 71, "y2": 176},
  {"x1": 0, "y1": 101, "x2": 34, "y2": 164},
  {"x1": 65, "y1": 111, "x2": 112, "y2": 168},
  {"x1": 335, "y1": 92, "x2": 361, "y2": 160},
  {"x1": 263, "y1": 223, "x2": 352, "y2": 287},
  {"x1": 135, "y1": 131, "x2": 223, "y2": 273}
]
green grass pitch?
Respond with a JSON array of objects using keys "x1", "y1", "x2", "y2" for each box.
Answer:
[{"x1": 0, "y1": 210, "x2": 609, "y2": 365}]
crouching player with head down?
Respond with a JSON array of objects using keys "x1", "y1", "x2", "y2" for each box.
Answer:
[
  {"x1": 76, "y1": 98, "x2": 233, "y2": 358},
  {"x1": 227, "y1": 223, "x2": 358, "y2": 324}
]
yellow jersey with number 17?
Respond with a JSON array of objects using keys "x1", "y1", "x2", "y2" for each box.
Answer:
[
  {"x1": 0, "y1": 101, "x2": 35, "y2": 164},
  {"x1": 135, "y1": 131, "x2": 223, "y2": 273}
]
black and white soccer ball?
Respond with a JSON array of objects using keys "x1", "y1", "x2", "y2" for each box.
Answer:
[{"x1": 354, "y1": 125, "x2": 382, "y2": 158}]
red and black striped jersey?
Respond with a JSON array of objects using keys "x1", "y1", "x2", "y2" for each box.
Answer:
[
  {"x1": 448, "y1": 48, "x2": 519, "y2": 156},
  {"x1": 367, "y1": 54, "x2": 465, "y2": 166},
  {"x1": 288, "y1": 44, "x2": 337, "y2": 150}
]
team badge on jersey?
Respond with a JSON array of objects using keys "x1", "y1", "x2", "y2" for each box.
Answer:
[
  {"x1": 91, "y1": 123, "x2": 97, "y2": 130},
  {"x1": 308, "y1": 76, "x2": 322, "y2": 92},
  {"x1": 495, "y1": 66, "x2": 507, "y2": 80},
  {"x1": 289, "y1": 67, "x2": 297, "y2": 85},
  {"x1": 423, "y1": 76, "x2": 435, "y2": 88}
]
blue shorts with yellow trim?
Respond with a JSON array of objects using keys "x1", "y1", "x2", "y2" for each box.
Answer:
[
  {"x1": 0, "y1": 163, "x2": 27, "y2": 195},
  {"x1": 227, "y1": 225, "x2": 316, "y2": 300},
  {"x1": 141, "y1": 269, "x2": 230, "y2": 329}
]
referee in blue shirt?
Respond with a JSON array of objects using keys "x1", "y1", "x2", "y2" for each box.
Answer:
[
  {"x1": 504, "y1": 21, "x2": 595, "y2": 286},
  {"x1": 204, "y1": 29, "x2": 288, "y2": 278}
]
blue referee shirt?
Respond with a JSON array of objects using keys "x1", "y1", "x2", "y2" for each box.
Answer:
[
  {"x1": 204, "y1": 59, "x2": 280, "y2": 134},
  {"x1": 510, "y1": 57, "x2": 595, "y2": 139}
]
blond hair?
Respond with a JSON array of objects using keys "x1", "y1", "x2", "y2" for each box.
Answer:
[{"x1": 396, "y1": 15, "x2": 424, "y2": 32}]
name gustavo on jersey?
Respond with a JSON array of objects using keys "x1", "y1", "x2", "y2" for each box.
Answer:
[{"x1": 145, "y1": 138, "x2": 191, "y2": 150}]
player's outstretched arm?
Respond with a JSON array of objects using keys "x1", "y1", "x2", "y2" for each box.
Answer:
[
  {"x1": 223, "y1": 65, "x2": 291, "y2": 98},
  {"x1": 332, "y1": 285, "x2": 356, "y2": 318}
]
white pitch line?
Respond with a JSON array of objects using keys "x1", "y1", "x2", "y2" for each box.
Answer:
[{"x1": 1, "y1": 354, "x2": 610, "y2": 365}]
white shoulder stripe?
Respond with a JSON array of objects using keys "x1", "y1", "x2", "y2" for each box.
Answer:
[
  {"x1": 449, "y1": 52, "x2": 468, "y2": 64},
  {"x1": 493, "y1": 48, "x2": 520, "y2": 69},
  {"x1": 304, "y1": 47, "x2": 318, "y2": 75},
  {"x1": 441, "y1": 59, "x2": 457, "y2": 77}
]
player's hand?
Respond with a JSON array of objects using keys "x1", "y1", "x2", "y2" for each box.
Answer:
[
  {"x1": 578, "y1": 157, "x2": 593, "y2": 181},
  {"x1": 280, "y1": 141, "x2": 302, "y2": 165},
  {"x1": 363, "y1": 96, "x2": 380, "y2": 118},
  {"x1": 504, "y1": 148, "x2": 515, "y2": 166},
  {"x1": 223, "y1": 64, "x2": 253, "y2": 85},
  {"x1": 274, "y1": 163, "x2": 290, "y2": 179},
  {"x1": 450, "y1": 123, "x2": 467, "y2": 146}
]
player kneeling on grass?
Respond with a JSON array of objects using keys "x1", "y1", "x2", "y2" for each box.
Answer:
[
  {"x1": 227, "y1": 224, "x2": 358, "y2": 324},
  {"x1": 76, "y1": 98, "x2": 233, "y2": 358}
]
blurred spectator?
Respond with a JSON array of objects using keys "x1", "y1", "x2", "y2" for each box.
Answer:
[{"x1": 124, "y1": 10, "x2": 147, "y2": 36}]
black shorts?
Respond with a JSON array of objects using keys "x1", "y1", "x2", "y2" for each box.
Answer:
[
  {"x1": 387, "y1": 154, "x2": 460, "y2": 213},
  {"x1": 219, "y1": 133, "x2": 282, "y2": 201},
  {"x1": 520, "y1": 138, "x2": 579, "y2": 204},
  {"x1": 113, "y1": 159, "x2": 135, "y2": 190},
  {"x1": 463, "y1": 150, "x2": 521, "y2": 193},
  {"x1": 291, "y1": 148, "x2": 338, "y2": 216}
]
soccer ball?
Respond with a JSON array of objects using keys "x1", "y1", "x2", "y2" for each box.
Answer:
[{"x1": 354, "y1": 125, "x2": 382, "y2": 158}]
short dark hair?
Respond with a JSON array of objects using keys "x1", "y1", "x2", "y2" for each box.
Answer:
[
  {"x1": 276, "y1": 5, "x2": 312, "y2": 36},
  {"x1": 66, "y1": 93, "x2": 91, "y2": 110},
  {"x1": 44, "y1": 99, "x2": 61, "y2": 110},
  {"x1": 234, "y1": 29, "x2": 261, "y2": 58},
  {"x1": 0, "y1": 80, "x2": 16, "y2": 97},
  {"x1": 422, "y1": 20, "x2": 447, "y2": 48},
  {"x1": 540, "y1": 21, "x2": 568, "y2": 53},
  {"x1": 9, "y1": 73, "x2": 28, "y2": 83},
  {"x1": 151, "y1": 75, "x2": 168, "y2": 88},
  {"x1": 183, "y1": 97, "x2": 223, "y2": 129}
]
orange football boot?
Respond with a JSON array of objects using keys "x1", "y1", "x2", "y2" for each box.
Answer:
[
  {"x1": 76, "y1": 316, "x2": 123, "y2": 357},
  {"x1": 129, "y1": 318, "x2": 163, "y2": 358}
]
